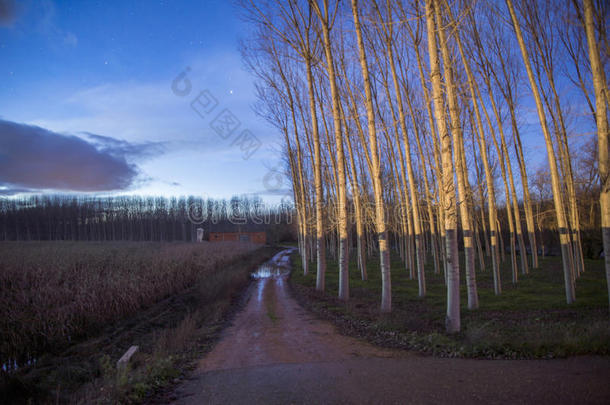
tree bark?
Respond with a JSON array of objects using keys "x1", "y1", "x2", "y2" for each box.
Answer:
[
  {"x1": 381, "y1": 1, "x2": 426, "y2": 296},
  {"x1": 582, "y1": 0, "x2": 610, "y2": 311},
  {"x1": 434, "y1": 1, "x2": 478, "y2": 310},
  {"x1": 506, "y1": 0, "x2": 575, "y2": 303},
  {"x1": 450, "y1": 3, "x2": 502, "y2": 294},
  {"x1": 351, "y1": 0, "x2": 391, "y2": 309},
  {"x1": 312, "y1": 0, "x2": 350, "y2": 301},
  {"x1": 305, "y1": 56, "x2": 327, "y2": 292},
  {"x1": 424, "y1": 0, "x2": 460, "y2": 331}
]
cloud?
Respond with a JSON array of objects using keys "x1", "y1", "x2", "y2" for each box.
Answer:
[
  {"x1": 0, "y1": 0, "x2": 16, "y2": 27},
  {"x1": 82, "y1": 132, "x2": 167, "y2": 160},
  {"x1": 63, "y1": 31, "x2": 78, "y2": 47},
  {"x1": 250, "y1": 188, "x2": 293, "y2": 197},
  {"x1": 34, "y1": 76, "x2": 279, "y2": 160},
  {"x1": 33, "y1": 0, "x2": 78, "y2": 48},
  {"x1": 3, "y1": 50, "x2": 284, "y2": 198},
  {"x1": 0, "y1": 119, "x2": 158, "y2": 195}
]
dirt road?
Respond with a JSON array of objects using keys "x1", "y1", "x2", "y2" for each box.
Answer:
[{"x1": 169, "y1": 249, "x2": 610, "y2": 404}]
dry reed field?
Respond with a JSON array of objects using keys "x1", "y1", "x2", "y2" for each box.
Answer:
[{"x1": 0, "y1": 241, "x2": 259, "y2": 371}]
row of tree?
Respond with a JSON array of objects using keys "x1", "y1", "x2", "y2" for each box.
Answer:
[
  {"x1": 240, "y1": 0, "x2": 609, "y2": 331},
  {"x1": 0, "y1": 195, "x2": 295, "y2": 242}
]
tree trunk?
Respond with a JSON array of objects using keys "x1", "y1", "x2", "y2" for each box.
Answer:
[
  {"x1": 582, "y1": 0, "x2": 610, "y2": 311},
  {"x1": 341, "y1": 103, "x2": 368, "y2": 280},
  {"x1": 452, "y1": 4, "x2": 502, "y2": 294},
  {"x1": 351, "y1": 0, "x2": 391, "y2": 309},
  {"x1": 425, "y1": 0, "x2": 460, "y2": 331},
  {"x1": 408, "y1": 16, "x2": 445, "y2": 279},
  {"x1": 305, "y1": 57, "x2": 327, "y2": 292},
  {"x1": 506, "y1": 0, "x2": 575, "y2": 303},
  {"x1": 313, "y1": 0, "x2": 350, "y2": 301},
  {"x1": 383, "y1": 5, "x2": 425, "y2": 296},
  {"x1": 434, "y1": 1, "x2": 478, "y2": 310},
  {"x1": 509, "y1": 104, "x2": 539, "y2": 269}
]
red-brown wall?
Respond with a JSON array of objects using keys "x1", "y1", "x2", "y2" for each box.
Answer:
[{"x1": 208, "y1": 232, "x2": 266, "y2": 244}]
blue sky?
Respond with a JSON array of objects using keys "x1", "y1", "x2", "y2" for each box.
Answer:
[
  {"x1": 0, "y1": 0, "x2": 597, "y2": 204},
  {"x1": 0, "y1": 0, "x2": 290, "y2": 201}
]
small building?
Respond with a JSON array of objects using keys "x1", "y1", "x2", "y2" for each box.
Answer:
[{"x1": 207, "y1": 223, "x2": 267, "y2": 244}]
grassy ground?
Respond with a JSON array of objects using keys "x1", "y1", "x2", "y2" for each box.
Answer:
[
  {"x1": 1, "y1": 243, "x2": 279, "y2": 404},
  {"x1": 290, "y1": 250, "x2": 610, "y2": 359}
]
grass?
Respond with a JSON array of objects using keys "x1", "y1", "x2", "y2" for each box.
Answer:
[
  {"x1": 0, "y1": 241, "x2": 259, "y2": 368},
  {"x1": 0, "y1": 241, "x2": 278, "y2": 404},
  {"x1": 290, "y1": 249, "x2": 610, "y2": 358}
]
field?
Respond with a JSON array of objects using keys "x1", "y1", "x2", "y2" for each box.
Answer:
[
  {"x1": 290, "y1": 253, "x2": 610, "y2": 358},
  {"x1": 0, "y1": 241, "x2": 280, "y2": 403},
  {"x1": 0, "y1": 241, "x2": 260, "y2": 372}
]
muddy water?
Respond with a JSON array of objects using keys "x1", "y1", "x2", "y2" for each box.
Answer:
[
  {"x1": 192, "y1": 249, "x2": 395, "y2": 373},
  {"x1": 168, "y1": 249, "x2": 610, "y2": 405}
]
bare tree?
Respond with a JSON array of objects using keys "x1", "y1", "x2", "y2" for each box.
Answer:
[
  {"x1": 351, "y1": 0, "x2": 393, "y2": 309},
  {"x1": 505, "y1": 0, "x2": 576, "y2": 304},
  {"x1": 311, "y1": 0, "x2": 351, "y2": 301},
  {"x1": 434, "y1": 0, "x2": 478, "y2": 310},
  {"x1": 582, "y1": 0, "x2": 610, "y2": 310},
  {"x1": 424, "y1": 0, "x2": 460, "y2": 332}
]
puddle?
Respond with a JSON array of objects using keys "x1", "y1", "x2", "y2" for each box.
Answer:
[
  {"x1": 251, "y1": 249, "x2": 294, "y2": 280},
  {"x1": 251, "y1": 264, "x2": 286, "y2": 279},
  {"x1": 2, "y1": 356, "x2": 37, "y2": 373}
]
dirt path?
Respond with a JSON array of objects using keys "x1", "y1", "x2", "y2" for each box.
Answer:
[{"x1": 169, "y1": 249, "x2": 610, "y2": 404}]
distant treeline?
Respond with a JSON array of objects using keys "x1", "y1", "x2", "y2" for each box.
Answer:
[
  {"x1": 0, "y1": 195, "x2": 296, "y2": 243},
  {"x1": 0, "y1": 192, "x2": 602, "y2": 258}
]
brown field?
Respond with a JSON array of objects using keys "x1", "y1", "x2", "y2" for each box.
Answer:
[{"x1": 0, "y1": 241, "x2": 259, "y2": 370}]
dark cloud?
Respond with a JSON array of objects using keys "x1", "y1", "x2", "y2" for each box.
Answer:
[
  {"x1": 0, "y1": 0, "x2": 16, "y2": 27},
  {"x1": 82, "y1": 132, "x2": 166, "y2": 160},
  {"x1": 0, "y1": 119, "x2": 156, "y2": 195}
]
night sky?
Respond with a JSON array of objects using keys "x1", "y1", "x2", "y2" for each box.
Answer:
[
  {"x1": 0, "y1": 0, "x2": 289, "y2": 200},
  {"x1": 0, "y1": 0, "x2": 595, "y2": 201}
]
